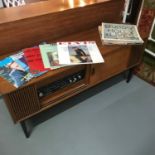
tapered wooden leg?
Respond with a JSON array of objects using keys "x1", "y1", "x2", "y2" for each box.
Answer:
[
  {"x1": 20, "y1": 120, "x2": 33, "y2": 138},
  {"x1": 126, "y1": 68, "x2": 133, "y2": 83}
]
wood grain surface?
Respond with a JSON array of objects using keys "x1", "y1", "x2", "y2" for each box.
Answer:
[{"x1": 0, "y1": 0, "x2": 144, "y2": 123}]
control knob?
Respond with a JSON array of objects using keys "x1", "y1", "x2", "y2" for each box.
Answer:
[
  {"x1": 69, "y1": 79, "x2": 73, "y2": 83},
  {"x1": 38, "y1": 92, "x2": 44, "y2": 98},
  {"x1": 73, "y1": 77, "x2": 77, "y2": 82},
  {"x1": 78, "y1": 75, "x2": 82, "y2": 79}
]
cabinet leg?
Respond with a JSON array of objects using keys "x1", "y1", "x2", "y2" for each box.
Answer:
[
  {"x1": 20, "y1": 120, "x2": 33, "y2": 138},
  {"x1": 126, "y1": 68, "x2": 133, "y2": 83}
]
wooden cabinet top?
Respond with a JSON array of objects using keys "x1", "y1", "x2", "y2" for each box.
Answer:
[{"x1": 0, "y1": 0, "x2": 115, "y2": 24}]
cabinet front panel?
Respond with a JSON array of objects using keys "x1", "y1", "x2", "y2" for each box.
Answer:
[{"x1": 90, "y1": 46, "x2": 132, "y2": 85}]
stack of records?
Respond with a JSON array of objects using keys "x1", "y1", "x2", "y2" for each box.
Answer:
[
  {"x1": 99, "y1": 22, "x2": 144, "y2": 45},
  {"x1": 0, "y1": 41, "x2": 104, "y2": 88}
]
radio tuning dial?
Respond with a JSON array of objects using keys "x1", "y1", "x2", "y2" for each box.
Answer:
[{"x1": 37, "y1": 70, "x2": 85, "y2": 98}]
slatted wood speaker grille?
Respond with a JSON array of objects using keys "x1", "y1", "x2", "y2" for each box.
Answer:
[{"x1": 4, "y1": 86, "x2": 40, "y2": 122}]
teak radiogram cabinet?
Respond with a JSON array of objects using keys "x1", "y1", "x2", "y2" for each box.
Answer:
[{"x1": 0, "y1": 0, "x2": 143, "y2": 137}]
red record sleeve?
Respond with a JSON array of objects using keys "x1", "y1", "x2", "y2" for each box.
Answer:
[{"x1": 24, "y1": 47, "x2": 49, "y2": 73}]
